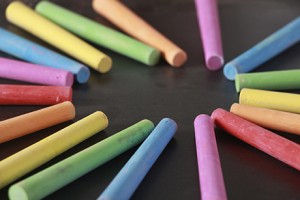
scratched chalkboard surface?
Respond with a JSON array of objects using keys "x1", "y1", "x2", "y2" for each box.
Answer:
[{"x1": 0, "y1": 0, "x2": 300, "y2": 199}]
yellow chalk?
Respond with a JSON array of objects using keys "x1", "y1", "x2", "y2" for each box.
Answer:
[
  {"x1": 239, "y1": 88, "x2": 300, "y2": 114},
  {"x1": 0, "y1": 111, "x2": 108, "y2": 189},
  {"x1": 6, "y1": 1, "x2": 112, "y2": 73}
]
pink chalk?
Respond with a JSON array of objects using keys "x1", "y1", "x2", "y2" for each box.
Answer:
[
  {"x1": 0, "y1": 57, "x2": 74, "y2": 86},
  {"x1": 211, "y1": 108, "x2": 300, "y2": 171},
  {"x1": 195, "y1": 0, "x2": 224, "y2": 70},
  {"x1": 194, "y1": 114, "x2": 227, "y2": 200}
]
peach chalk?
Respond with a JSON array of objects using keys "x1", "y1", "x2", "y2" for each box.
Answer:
[
  {"x1": 92, "y1": 0, "x2": 187, "y2": 67},
  {"x1": 212, "y1": 108, "x2": 300, "y2": 171},
  {"x1": 230, "y1": 103, "x2": 300, "y2": 136},
  {"x1": 0, "y1": 101, "x2": 75, "y2": 143}
]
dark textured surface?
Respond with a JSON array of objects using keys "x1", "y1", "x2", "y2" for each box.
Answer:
[{"x1": 0, "y1": 0, "x2": 300, "y2": 199}]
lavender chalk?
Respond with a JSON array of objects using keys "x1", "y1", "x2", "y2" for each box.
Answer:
[
  {"x1": 195, "y1": 0, "x2": 224, "y2": 70},
  {"x1": 0, "y1": 57, "x2": 73, "y2": 86},
  {"x1": 194, "y1": 114, "x2": 227, "y2": 200}
]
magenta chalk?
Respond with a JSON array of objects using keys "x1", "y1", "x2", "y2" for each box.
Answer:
[
  {"x1": 195, "y1": 0, "x2": 224, "y2": 70},
  {"x1": 0, "y1": 85, "x2": 72, "y2": 105},
  {"x1": 0, "y1": 57, "x2": 73, "y2": 86},
  {"x1": 194, "y1": 114, "x2": 227, "y2": 200}
]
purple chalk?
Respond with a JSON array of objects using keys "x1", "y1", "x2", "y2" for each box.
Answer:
[
  {"x1": 195, "y1": 0, "x2": 224, "y2": 70},
  {"x1": 194, "y1": 114, "x2": 227, "y2": 200},
  {"x1": 0, "y1": 57, "x2": 73, "y2": 86}
]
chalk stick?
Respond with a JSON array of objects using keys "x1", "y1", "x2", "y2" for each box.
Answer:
[
  {"x1": 211, "y1": 108, "x2": 300, "y2": 171},
  {"x1": 0, "y1": 57, "x2": 74, "y2": 86},
  {"x1": 35, "y1": 1, "x2": 161, "y2": 66},
  {"x1": 195, "y1": 0, "x2": 224, "y2": 70},
  {"x1": 194, "y1": 115, "x2": 227, "y2": 200},
  {"x1": 0, "y1": 101, "x2": 75, "y2": 143},
  {"x1": 8, "y1": 119, "x2": 154, "y2": 200},
  {"x1": 235, "y1": 69, "x2": 300, "y2": 92},
  {"x1": 0, "y1": 111, "x2": 108, "y2": 189},
  {"x1": 97, "y1": 118, "x2": 177, "y2": 200},
  {"x1": 6, "y1": 1, "x2": 112, "y2": 73},
  {"x1": 0, "y1": 85, "x2": 72, "y2": 105},
  {"x1": 230, "y1": 103, "x2": 300, "y2": 136},
  {"x1": 223, "y1": 16, "x2": 300, "y2": 80},
  {"x1": 92, "y1": 0, "x2": 187, "y2": 67},
  {"x1": 0, "y1": 27, "x2": 90, "y2": 83},
  {"x1": 240, "y1": 88, "x2": 300, "y2": 114}
]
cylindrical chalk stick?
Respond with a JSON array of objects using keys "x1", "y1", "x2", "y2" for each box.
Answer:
[
  {"x1": 0, "y1": 111, "x2": 108, "y2": 189},
  {"x1": 0, "y1": 101, "x2": 75, "y2": 143},
  {"x1": 240, "y1": 88, "x2": 300, "y2": 114},
  {"x1": 230, "y1": 103, "x2": 300, "y2": 135},
  {"x1": 0, "y1": 27, "x2": 90, "y2": 83},
  {"x1": 0, "y1": 57, "x2": 74, "y2": 86},
  {"x1": 6, "y1": 1, "x2": 112, "y2": 73},
  {"x1": 235, "y1": 69, "x2": 300, "y2": 92},
  {"x1": 223, "y1": 16, "x2": 300, "y2": 80},
  {"x1": 194, "y1": 115, "x2": 227, "y2": 200},
  {"x1": 98, "y1": 118, "x2": 177, "y2": 200},
  {"x1": 0, "y1": 85, "x2": 72, "y2": 105},
  {"x1": 211, "y1": 108, "x2": 300, "y2": 171},
  {"x1": 35, "y1": 1, "x2": 161, "y2": 66},
  {"x1": 195, "y1": 0, "x2": 224, "y2": 70},
  {"x1": 8, "y1": 119, "x2": 154, "y2": 200},
  {"x1": 92, "y1": 0, "x2": 187, "y2": 67}
]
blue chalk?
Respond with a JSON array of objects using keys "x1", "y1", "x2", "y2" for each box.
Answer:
[
  {"x1": 223, "y1": 16, "x2": 300, "y2": 80},
  {"x1": 97, "y1": 118, "x2": 177, "y2": 200},
  {"x1": 0, "y1": 27, "x2": 90, "y2": 83}
]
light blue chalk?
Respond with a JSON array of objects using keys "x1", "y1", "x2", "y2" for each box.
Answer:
[
  {"x1": 0, "y1": 27, "x2": 90, "y2": 83},
  {"x1": 97, "y1": 118, "x2": 177, "y2": 200},
  {"x1": 223, "y1": 16, "x2": 300, "y2": 80}
]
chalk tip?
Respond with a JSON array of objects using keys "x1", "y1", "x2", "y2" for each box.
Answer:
[
  {"x1": 147, "y1": 49, "x2": 161, "y2": 66},
  {"x1": 206, "y1": 55, "x2": 224, "y2": 71},
  {"x1": 65, "y1": 72, "x2": 74, "y2": 87},
  {"x1": 97, "y1": 56, "x2": 112, "y2": 74},
  {"x1": 223, "y1": 63, "x2": 238, "y2": 81},
  {"x1": 166, "y1": 49, "x2": 187, "y2": 67},
  {"x1": 94, "y1": 111, "x2": 109, "y2": 128},
  {"x1": 230, "y1": 103, "x2": 239, "y2": 113},
  {"x1": 194, "y1": 114, "x2": 211, "y2": 124},
  {"x1": 76, "y1": 66, "x2": 90, "y2": 83},
  {"x1": 161, "y1": 118, "x2": 177, "y2": 128},
  {"x1": 9, "y1": 184, "x2": 28, "y2": 200},
  {"x1": 235, "y1": 75, "x2": 241, "y2": 93}
]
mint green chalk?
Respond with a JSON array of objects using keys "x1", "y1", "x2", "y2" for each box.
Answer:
[
  {"x1": 35, "y1": 1, "x2": 161, "y2": 66},
  {"x1": 235, "y1": 69, "x2": 300, "y2": 92},
  {"x1": 8, "y1": 119, "x2": 154, "y2": 200}
]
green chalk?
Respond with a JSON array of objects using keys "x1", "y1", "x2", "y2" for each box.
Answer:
[
  {"x1": 235, "y1": 69, "x2": 300, "y2": 92},
  {"x1": 35, "y1": 1, "x2": 161, "y2": 66},
  {"x1": 8, "y1": 119, "x2": 154, "y2": 200}
]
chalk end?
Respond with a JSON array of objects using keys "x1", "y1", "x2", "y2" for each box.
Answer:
[
  {"x1": 206, "y1": 55, "x2": 224, "y2": 71},
  {"x1": 97, "y1": 56, "x2": 112, "y2": 73},
  {"x1": 9, "y1": 184, "x2": 29, "y2": 200},
  {"x1": 166, "y1": 49, "x2": 187, "y2": 67},
  {"x1": 147, "y1": 49, "x2": 161, "y2": 66},
  {"x1": 65, "y1": 72, "x2": 74, "y2": 87},
  {"x1": 235, "y1": 75, "x2": 241, "y2": 93},
  {"x1": 223, "y1": 63, "x2": 238, "y2": 81},
  {"x1": 76, "y1": 66, "x2": 90, "y2": 83}
]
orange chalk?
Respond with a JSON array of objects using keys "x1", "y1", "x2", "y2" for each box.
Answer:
[
  {"x1": 92, "y1": 0, "x2": 187, "y2": 67},
  {"x1": 230, "y1": 103, "x2": 300, "y2": 136},
  {"x1": 0, "y1": 101, "x2": 75, "y2": 143}
]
